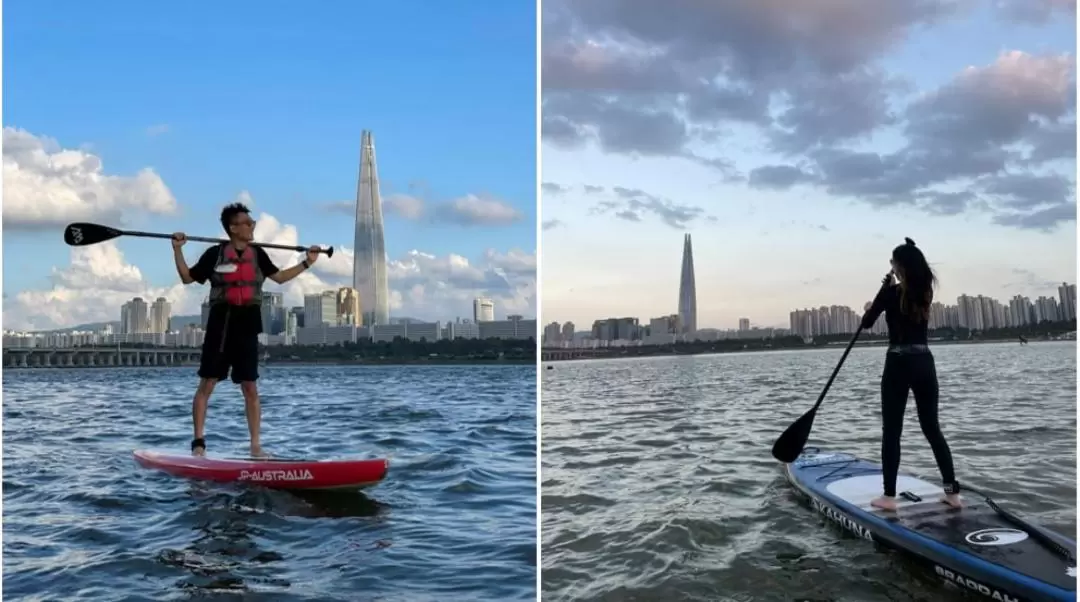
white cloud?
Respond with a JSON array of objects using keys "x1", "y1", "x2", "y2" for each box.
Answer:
[
  {"x1": 4, "y1": 208, "x2": 537, "y2": 331},
  {"x1": 2, "y1": 127, "x2": 178, "y2": 230},
  {"x1": 233, "y1": 190, "x2": 255, "y2": 208},
  {"x1": 4, "y1": 241, "x2": 198, "y2": 332},
  {"x1": 383, "y1": 194, "x2": 425, "y2": 219},
  {"x1": 437, "y1": 194, "x2": 524, "y2": 226},
  {"x1": 321, "y1": 193, "x2": 524, "y2": 227},
  {"x1": 1, "y1": 126, "x2": 534, "y2": 331}
]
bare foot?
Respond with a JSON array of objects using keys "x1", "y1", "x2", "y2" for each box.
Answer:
[
  {"x1": 250, "y1": 446, "x2": 270, "y2": 460},
  {"x1": 871, "y1": 495, "x2": 898, "y2": 511},
  {"x1": 941, "y1": 493, "x2": 963, "y2": 509},
  {"x1": 192, "y1": 439, "x2": 206, "y2": 457}
]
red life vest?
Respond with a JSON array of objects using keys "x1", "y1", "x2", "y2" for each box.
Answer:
[{"x1": 208, "y1": 244, "x2": 264, "y2": 306}]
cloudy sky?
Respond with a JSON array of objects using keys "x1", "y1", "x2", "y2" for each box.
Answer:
[
  {"x1": 3, "y1": 2, "x2": 537, "y2": 332},
  {"x1": 541, "y1": 0, "x2": 1077, "y2": 329}
]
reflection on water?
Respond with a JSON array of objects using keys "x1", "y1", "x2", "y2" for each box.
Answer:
[{"x1": 158, "y1": 484, "x2": 387, "y2": 595}]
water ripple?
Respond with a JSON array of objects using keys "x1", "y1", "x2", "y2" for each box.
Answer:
[
  {"x1": 541, "y1": 341, "x2": 1076, "y2": 601},
  {"x1": 4, "y1": 364, "x2": 536, "y2": 601}
]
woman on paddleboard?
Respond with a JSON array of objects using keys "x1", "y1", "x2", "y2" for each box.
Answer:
[{"x1": 861, "y1": 237, "x2": 962, "y2": 512}]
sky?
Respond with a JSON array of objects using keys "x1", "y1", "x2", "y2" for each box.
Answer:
[
  {"x1": 541, "y1": 0, "x2": 1078, "y2": 330},
  {"x1": 2, "y1": 1, "x2": 537, "y2": 331}
]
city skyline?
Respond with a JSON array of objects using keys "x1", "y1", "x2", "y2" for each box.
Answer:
[
  {"x1": 2, "y1": 2, "x2": 537, "y2": 332},
  {"x1": 540, "y1": 1, "x2": 1076, "y2": 329},
  {"x1": 548, "y1": 281, "x2": 1079, "y2": 338}
]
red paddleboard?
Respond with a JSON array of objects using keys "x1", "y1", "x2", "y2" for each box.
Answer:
[{"x1": 133, "y1": 449, "x2": 389, "y2": 490}]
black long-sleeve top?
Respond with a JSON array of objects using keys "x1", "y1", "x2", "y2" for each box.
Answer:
[{"x1": 860, "y1": 284, "x2": 929, "y2": 346}]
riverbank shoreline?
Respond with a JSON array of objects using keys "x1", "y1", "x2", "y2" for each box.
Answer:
[{"x1": 542, "y1": 335, "x2": 1073, "y2": 363}]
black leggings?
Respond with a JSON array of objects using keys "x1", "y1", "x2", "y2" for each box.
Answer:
[{"x1": 880, "y1": 351, "x2": 958, "y2": 497}]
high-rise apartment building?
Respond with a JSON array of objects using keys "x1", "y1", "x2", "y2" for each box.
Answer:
[
  {"x1": 120, "y1": 297, "x2": 149, "y2": 334},
  {"x1": 1058, "y1": 282, "x2": 1076, "y2": 321},
  {"x1": 150, "y1": 297, "x2": 171, "y2": 333},
  {"x1": 543, "y1": 321, "x2": 562, "y2": 344}
]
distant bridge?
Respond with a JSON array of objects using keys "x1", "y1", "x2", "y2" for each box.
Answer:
[{"x1": 2, "y1": 347, "x2": 202, "y2": 369}]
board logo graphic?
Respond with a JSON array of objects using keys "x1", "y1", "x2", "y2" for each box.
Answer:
[
  {"x1": 934, "y1": 565, "x2": 1020, "y2": 602},
  {"x1": 239, "y1": 469, "x2": 314, "y2": 482},
  {"x1": 811, "y1": 499, "x2": 874, "y2": 541},
  {"x1": 964, "y1": 528, "x2": 1029, "y2": 546}
]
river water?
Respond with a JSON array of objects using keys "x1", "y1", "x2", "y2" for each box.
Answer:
[
  {"x1": 541, "y1": 341, "x2": 1077, "y2": 601},
  {"x1": 3, "y1": 364, "x2": 537, "y2": 601}
]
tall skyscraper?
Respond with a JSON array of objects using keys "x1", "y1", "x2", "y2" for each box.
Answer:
[
  {"x1": 677, "y1": 233, "x2": 697, "y2": 337},
  {"x1": 352, "y1": 130, "x2": 390, "y2": 326}
]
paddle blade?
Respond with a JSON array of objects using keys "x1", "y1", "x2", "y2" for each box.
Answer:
[
  {"x1": 63, "y1": 223, "x2": 122, "y2": 246},
  {"x1": 325, "y1": 246, "x2": 335, "y2": 258},
  {"x1": 771, "y1": 408, "x2": 818, "y2": 463}
]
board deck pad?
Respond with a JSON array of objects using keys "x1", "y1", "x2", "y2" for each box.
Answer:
[
  {"x1": 133, "y1": 449, "x2": 389, "y2": 491},
  {"x1": 785, "y1": 449, "x2": 1076, "y2": 602}
]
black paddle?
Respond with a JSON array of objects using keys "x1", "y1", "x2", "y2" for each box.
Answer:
[
  {"x1": 62, "y1": 222, "x2": 335, "y2": 257},
  {"x1": 771, "y1": 273, "x2": 894, "y2": 463}
]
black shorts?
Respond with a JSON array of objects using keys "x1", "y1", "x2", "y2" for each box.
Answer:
[{"x1": 198, "y1": 326, "x2": 259, "y2": 383}]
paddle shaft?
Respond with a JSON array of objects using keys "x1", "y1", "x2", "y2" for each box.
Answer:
[
  {"x1": 808, "y1": 325, "x2": 865, "y2": 414},
  {"x1": 809, "y1": 273, "x2": 896, "y2": 412},
  {"x1": 770, "y1": 274, "x2": 895, "y2": 462},
  {"x1": 124, "y1": 228, "x2": 331, "y2": 256}
]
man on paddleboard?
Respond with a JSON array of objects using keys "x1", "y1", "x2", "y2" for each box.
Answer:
[{"x1": 171, "y1": 202, "x2": 319, "y2": 458}]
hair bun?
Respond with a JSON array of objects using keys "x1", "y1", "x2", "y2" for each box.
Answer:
[{"x1": 904, "y1": 237, "x2": 916, "y2": 246}]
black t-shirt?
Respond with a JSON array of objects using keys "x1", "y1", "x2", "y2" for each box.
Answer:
[
  {"x1": 861, "y1": 284, "x2": 929, "y2": 345},
  {"x1": 189, "y1": 243, "x2": 281, "y2": 338}
]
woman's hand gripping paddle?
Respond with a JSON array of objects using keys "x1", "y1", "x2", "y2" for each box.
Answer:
[
  {"x1": 62, "y1": 222, "x2": 335, "y2": 257},
  {"x1": 770, "y1": 273, "x2": 894, "y2": 463}
]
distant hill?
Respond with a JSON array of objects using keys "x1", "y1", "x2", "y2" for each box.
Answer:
[{"x1": 40, "y1": 314, "x2": 204, "y2": 334}]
